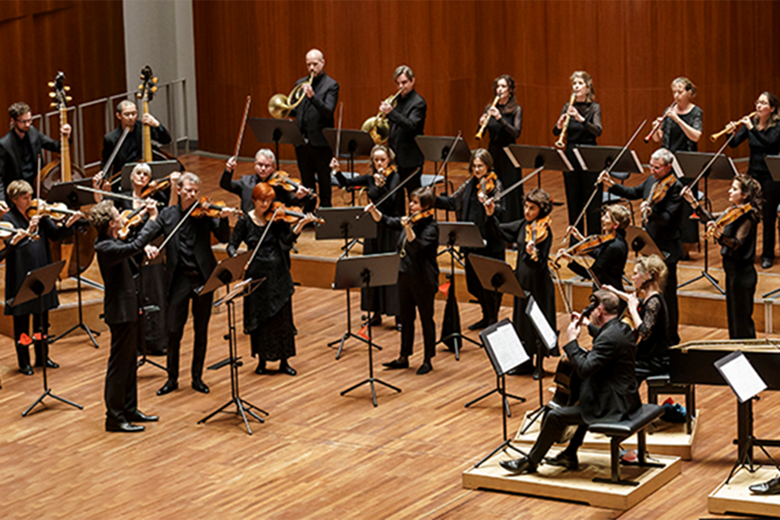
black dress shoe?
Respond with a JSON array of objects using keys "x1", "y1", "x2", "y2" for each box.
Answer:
[
  {"x1": 255, "y1": 361, "x2": 267, "y2": 375},
  {"x1": 382, "y1": 358, "x2": 409, "y2": 369},
  {"x1": 157, "y1": 380, "x2": 178, "y2": 396},
  {"x1": 468, "y1": 318, "x2": 489, "y2": 331},
  {"x1": 533, "y1": 367, "x2": 549, "y2": 380},
  {"x1": 129, "y1": 410, "x2": 159, "y2": 422},
  {"x1": 544, "y1": 451, "x2": 579, "y2": 470},
  {"x1": 105, "y1": 419, "x2": 145, "y2": 433},
  {"x1": 763, "y1": 258, "x2": 774, "y2": 269},
  {"x1": 366, "y1": 314, "x2": 382, "y2": 327},
  {"x1": 499, "y1": 456, "x2": 537, "y2": 474},
  {"x1": 750, "y1": 476, "x2": 780, "y2": 495},
  {"x1": 35, "y1": 358, "x2": 59, "y2": 369},
  {"x1": 279, "y1": 362, "x2": 297, "y2": 376},
  {"x1": 19, "y1": 365, "x2": 34, "y2": 376},
  {"x1": 416, "y1": 361, "x2": 433, "y2": 375},
  {"x1": 191, "y1": 379, "x2": 210, "y2": 394}
]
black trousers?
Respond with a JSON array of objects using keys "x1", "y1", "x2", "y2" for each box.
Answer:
[
  {"x1": 167, "y1": 273, "x2": 213, "y2": 382},
  {"x1": 296, "y1": 143, "x2": 332, "y2": 208},
  {"x1": 563, "y1": 170, "x2": 601, "y2": 237},
  {"x1": 398, "y1": 272, "x2": 436, "y2": 360},
  {"x1": 759, "y1": 176, "x2": 780, "y2": 261},
  {"x1": 528, "y1": 405, "x2": 589, "y2": 465},
  {"x1": 13, "y1": 312, "x2": 48, "y2": 369},
  {"x1": 105, "y1": 320, "x2": 139, "y2": 422},
  {"x1": 663, "y1": 260, "x2": 680, "y2": 345},
  {"x1": 724, "y1": 257, "x2": 757, "y2": 340}
]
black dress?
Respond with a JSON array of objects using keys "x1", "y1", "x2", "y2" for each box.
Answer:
[
  {"x1": 553, "y1": 101, "x2": 603, "y2": 237},
  {"x1": 335, "y1": 167, "x2": 403, "y2": 317},
  {"x1": 227, "y1": 216, "x2": 297, "y2": 362},
  {"x1": 634, "y1": 293, "x2": 670, "y2": 381},
  {"x1": 663, "y1": 106, "x2": 703, "y2": 245},
  {"x1": 567, "y1": 229, "x2": 628, "y2": 291},
  {"x1": 485, "y1": 102, "x2": 523, "y2": 222}
]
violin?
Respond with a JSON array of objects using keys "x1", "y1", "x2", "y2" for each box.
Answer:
[
  {"x1": 478, "y1": 172, "x2": 498, "y2": 198},
  {"x1": 264, "y1": 201, "x2": 325, "y2": 225},
  {"x1": 140, "y1": 176, "x2": 172, "y2": 198},
  {"x1": 525, "y1": 215, "x2": 551, "y2": 261},
  {"x1": 118, "y1": 206, "x2": 148, "y2": 240},
  {"x1": 409, "y1": 208, "x2": 435, "y2": 223},
  {"x1": 643, "y1": 173, "x2": 676, "y2": 224},
  {"x1": 373, "y1": 165, "x2": 396, "y2": 188},
  {"x1": 26, "y1": 199, "x2": 80, "y2": 222},
  {"x1": 0, "y1": 221, "x2": 39, "y2": 241},
  {"x1": 191, "y1": 197, "x2": 242, "y2": 218},
  {"x1": 268, "y1": 171, "x2": 312, "y2": 195},
  {"x1": 704, "y1": 203, "x2": 755, "y2": 240}
]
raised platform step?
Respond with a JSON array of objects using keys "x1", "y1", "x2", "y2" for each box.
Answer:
[{"x1": 709, "y1": 466, "x2": 780, "y2": 517}]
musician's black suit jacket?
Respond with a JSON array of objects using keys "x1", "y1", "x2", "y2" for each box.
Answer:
[
  {"x1": 387, "y1": 89, "x2": 427, "y2": 169},
  {"x1": 290, "y1": 72, "x2": 339, "y2": 148},
  {"x1": 0, "y1": 127, "x2": 61, "y2": 200},
  {"x1": 95, "y1": 219, "x2": 161, "y2": 324},
  {"x1": 101, "y1": 121, "x2": 172, "y2": 175},
  {"x1": 219, "y1": 169, "x2": 299, "y2": 214}
]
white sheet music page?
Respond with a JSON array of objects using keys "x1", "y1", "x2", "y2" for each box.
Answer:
[
  {"x1": 487, "y1": 322, "x2": 530, "y2": 373},
  {"x1": 717, "y1": 351, "x2": 767, "y2": 403},
  {"x1": 527, "y1": 299, "x2": 558, "y2": 351}
]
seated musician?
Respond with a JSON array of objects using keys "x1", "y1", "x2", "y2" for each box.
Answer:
[
  {"x1": 100, "y1": 100, "x2": 171, "y2": 178},
  {"x1": 501, "y1": 290, "x2": 640, "y2": 474},
  {"x1": 221, "y1": 149, "x2": 312, "y2": 214}
]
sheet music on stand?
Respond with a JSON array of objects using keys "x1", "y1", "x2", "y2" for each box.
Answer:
[
  {"x1": 525, "y1": 296, "x2": 558, "y2": 352},
  {"x1": 480, "y1": 319, "x2": 530, "y2": 377},
  {"x1": 715, "y1": 351, "x2": 767, "y2": 403}
]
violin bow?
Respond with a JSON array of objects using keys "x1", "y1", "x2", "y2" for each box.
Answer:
[
  {"x1": 688, "y1": 132, "x2": 735, "y2": 187},
  {"x1": 76, "y1": 185, "x2": 164, "y2": 206},
  {"x1": 335, "y1": 101, "x2": 343, "y2": 164},
  {"x1": 549, "y1": 261, "x2": 573, "y2": 316},
  {"x1": 356, "y1": 166, "x2": 421, "y2": 220},
  {"x1": 105, "y1": 127, "x2": 132, "y2": 186},
  {"x1": 245, "y1": 206, "x2": 284, "y2": 272},
  {"x1": 493, "y1": 166, "x2": 544, "y2": 202},
  {"x1": 427, "y1": 131, "x2": 462, "y2": 187},
  {"x1": 231, "y1": 95, "x2": 252, "y2": 162},
  {"x1": 146, "y1": 200, "x2": 200, "y2": 264}
]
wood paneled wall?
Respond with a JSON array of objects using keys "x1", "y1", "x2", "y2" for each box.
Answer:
[
  {"x1": 0, "y1": 1, "x2": 126, "y2": 165},
  {"x1": 193, "y1": 0, "x2": 780, "y2": 162}
]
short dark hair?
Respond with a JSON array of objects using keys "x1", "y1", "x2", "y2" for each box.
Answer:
[
  {"x1": 524, "y1": 188, "x2": 553, "y2": 218},
  {"x1": 593, "y1": 289, "x2": 620, "y2": 315},
  {"x1": 411, "y1": 187, "x2": 435, "y2": 210},
  {"x1": 9, "y1": 102, "x2": 31, "y2": 120},
  {"x1": 393, "y1": 65, "x2": 414, "y2": 82},
  {"x1": 89, "y1": 200, "x2": 116, "y2": 235}
]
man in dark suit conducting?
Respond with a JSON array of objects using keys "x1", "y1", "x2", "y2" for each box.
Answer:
[
  {"x1": 500, "y1": 290, "x2": 640, "y2": 474},
  {"x1": 0, "y1": 102, "x2": 71, "y2": 203},
  {"x1": 90, "y1": 198, "x2": 161, "y2": 433}
]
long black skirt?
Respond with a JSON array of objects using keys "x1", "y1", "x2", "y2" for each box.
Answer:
[{"x1": 249, "y1": 299, "x2": 296, "y2": 362}]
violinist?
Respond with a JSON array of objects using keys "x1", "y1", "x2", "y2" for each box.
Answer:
[
  {"x1": 727, "y1": 92, "x2": 780, "y2": 269},
  {"x1": 221, "y1": 149, "x2": 311, "y2": 214},
  {"x1": 601, "y1": 148, "x2": 683, "y2": 345},
  {"x1": 683, "y1": 175, "x2": 762, "y2": 339},
  {"x1": 484, "y1": 188, "x2": 556, "y2": 378},
  {"x1": 436, "y1": 148, "x2": 505, "y2": 330},
  {"x1": 367, "y1": 187, "x2": 439, "y2": 375},
  {"x1": 100, "y1": 100, "x2": 171, "y2": 176},
  {"x1": 331, "y1": 144, "x2": 403, "y2": 327},
  {"x1": 150, "y1": 172, "x2": 231, "y2": 396},
  {"x1": 227, "y1": 183, "x2": 317, "y2": 376},
  {"x1": 3, "y1": 180, "x2": 82, "y2": 375},
  {"x1": 558, "y1": 204, "x2": 630, "y2": 293}
]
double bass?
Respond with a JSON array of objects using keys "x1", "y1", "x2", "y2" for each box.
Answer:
[{"x1": 136, "y1": 65, "x2": 185, "y2": 168}]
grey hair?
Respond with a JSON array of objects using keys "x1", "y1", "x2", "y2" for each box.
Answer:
[
  {"x1": 115, "y1": 99, "x2": 136, "y2": 114},
  {"x1": 255, "y1": 148, "x2": 275, "y2": 163},
  {"x1": 132, "y1": 163, "x2": 151, "y2": 176},
  {"x1": 177, "y1": 172, "x2": 200, "y2": 187},
  {"x1": 651, "y1": 148, "x2": 674, "y2": 166},
  {"x1": 393, "y1": 65, "x2": 414, "y2": 81}
]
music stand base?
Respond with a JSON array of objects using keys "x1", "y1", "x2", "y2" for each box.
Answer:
[
  {"x1": 677, "y1": 270, "x2": 724, "y2": 294},
  {"x1": 137, "y1": 356, "x2": 166, "y2": 371},
  {"x1": 464, "y1": 386, "x2": 525, "y2": 417},
  {"x1": 340, "y1": 377, "x2": 401, "y2": 407},
  {"x1": 328, "y1": 331, "x2": 382, "y2": 360},
  {"x1": 436, "y1": 332, "x2": 481, "y2": 361},
  {"x1": 726, "y1": 435, "x2": 780, "y2": 484},
  {"x1": 198, "y1": 396, "x2": 268, "y2": 435},
  {"x1": 22, "y1": 388, "x2": 83, "y2": 417},
  {"x1": 474, "y1": 439, "x2": 527, "y2": 468},
  {"x1": 51, "y1": 322, "x2": 101, "y2": 348}
]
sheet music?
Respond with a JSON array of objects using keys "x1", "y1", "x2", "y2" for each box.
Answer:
[
  {"x1": 485, "y1": 322, "x2": 529, "y2": 374},
  {"x1": 526, "y1": 298, "x2": 558, "y2": 351},
  {"x1": 715, "y1": 351, "x2": 767, "y2": 403}
]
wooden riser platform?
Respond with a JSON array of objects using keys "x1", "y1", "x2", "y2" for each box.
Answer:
[
  {"x1": 462, "y1": 446, "x2": 681, "y2": 510},
  {"x1": 709, "y1": 466, "x2": 780, "y2": 517}
]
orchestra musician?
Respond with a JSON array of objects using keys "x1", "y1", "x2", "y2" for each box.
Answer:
[
  {"x1": 726, "y1": 92, "x2": 780, "y2": 269},
  {"x1": 477, "y1": 75, "x2": 523, "y2": 222},
  {"x1": 0, "y1": 102, "x2": 72, "y2": 203},
  {"x1": 90, "y1": 199, "x2": 161, "y2": 433},
  {"x1": 484, "y1": 188, "x2": 555, "y2": 378},
  {"x1": 367, "y1": 187, "x2": 439, "y2": 375},
  {"x1": 150, "y1": 173, "x2": 232, "y2": 396},
  {"x1": 436, "y1": 148, "x2": 505, "y2": 330},
  {"x1": 331, "y1": 145, "x2": 403, "y2": 327},
  {"x1": 101, "y1": 100, "x2": 171, "y2": 177},
  {"x1": 383, "y1": 65, "x2": 427, "y2": 194},
  {"x1": 600, "y1": 148, "x2": 683, "y2": 345},
  {"x1": 3, "y1": 180, "x2": 82, "y2": 375},
  {"x1": 290, "y1": 49, "x2": 339, "y2": 208},
  {"x1": 227, "y1": 183, "x2": 317, "y2": 376},
  {"x1": 500, "y1": 290, "x2": 640, "y2": 475},
  {"x1": 683, "y1": 174, "x2": 762, "y2": 339},
  {"x1": 554, "y1": 71, "x2": 603, "y2": 237}
]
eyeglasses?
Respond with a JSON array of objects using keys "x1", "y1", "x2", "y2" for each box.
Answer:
[{"x1": 15, "y1": 118, "x2": 33, "y2": 125}]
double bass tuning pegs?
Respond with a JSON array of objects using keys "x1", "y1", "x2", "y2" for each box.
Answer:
[{"x1": 47, "y1": 81, "x2": 55, "y2": 88}]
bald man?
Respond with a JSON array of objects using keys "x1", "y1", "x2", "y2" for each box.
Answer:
[{"x1": 290, "y1": 48, "x2": 339, "y2": 208}]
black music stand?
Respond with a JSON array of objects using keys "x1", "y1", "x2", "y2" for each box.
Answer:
[
  {"x1": 198, "y1": 252, "x2": 269, "y2": 434},
  {"x1": 119, "y1": 160, "x2": 179, "y2": 192},
  {"x1": 473, "y1": 319, "x2": 531, "y2": 468},
  {"x1": 574, "y1": 144, "x2": 645, "y2": 210},
  {"x1": 336, "y1": 253, "x2": 401, "y2": 407},
  {"x1": 11, "y1": 261, "x2": 84, "y2": 417},
  {"x1": 416, "y1": 136, "x2": 471, "y2": 218},
  {"x1": 248, "y1": 117, "x2": 304, "y2": 171},
  {"x1": 324, "y1": 129, "x2": 375, "y2": 205},
  {"x1": 47, "y1": 180, "x2": 101, "y2": 349},
  {"x1": 436, "y1": 222, "x2": 485, "y2": 360},
  {"x1": 137, "y1": 235, "x2": 166, "y2": 373},
  {"x1": 464, "y1": 254, "x2": 527, "y2": 416},
  {"x1": 762, "y1": 156, "x2": 780, "y2": 297},
  {"x1": 316, "y1": 207, "x2": 383, "y2": 359},
  {"x1": 675, "y1": 151, "x2": 738, "y2": 294},
  {"x1": 625, "y1": 225, "x2": 664, "y2": 259},
  {"x1": 504, "y1": 144, "x2": 574, "y2": 191}
]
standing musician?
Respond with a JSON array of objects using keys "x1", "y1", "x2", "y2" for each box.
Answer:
[
  {"x1": 366, "y1": 187, "x2": 439, "y2": 375},
  {"x1": 221, "y1": 149, "x2": 311, "y2": 214},
  {"x1": 477, "y1": 75, "x2": 523, "y2": 222},
  {"x1": 726, "y1": 92, "x2": 780, "y2": 268},
  {"x1": 383, "y1": 65, "x2": 427, "y2": 194},
  {"x1": 90, "y1": 199, "x2": 161, "y2": 433},
  {"x1": 683, "y1": 175, "x2": 762, "y2": 339},
  {"x1": 0, "y1": 102, "x2": 72, "y2": 203},
  {"x1": 227, "y1": 183, "x2": 317, "y2": 376},
  {"x1": 500, "y1": 290, "x2": 640, "y2": 475},
  {"x1": 290, "y1": 48, "x2": 339, "y2": 208},
  {"x1": 150, "y1": 172, "x2": 232, "y2": 396},
  {"x1": 3, "y1": 180, "x2": 82, "y2": 375},
  {"x1": 600, "y1": 148, "x2": 683, "y2": 345},
  {"x1": 553, "y1": 71, "x2": 603, "y2": 237},
  {"x1": 484, "y1": 188, "x2": 555, "y2": 378},
  {"x1": 605, "y1": 254, "x2": 671, "y2": 382},
  {"x1": 436, "y1": 148, "x2": 505, "y2": 330},
  {"x1": 331, "y1": 145, "x2": 403, "y2": 327},
  {"x1": 651, "y1": 77, "x2": 703, "y2": 258},
  {"x1": 99, "y1": 100, "x2": 171, "y2": 177}
]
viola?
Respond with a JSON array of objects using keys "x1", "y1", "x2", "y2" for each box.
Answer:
[
  {"x1": 478, "y1": 171, "x2": 498, "y2": 198},
  {"x1": 525, "y1": 215, "x2": 552, "y2": 261},
  {"x1": 26, "y1": 199, "x2": 80, "y2": 222},
  {"x1": 409, "y1": 208, "x2": 435, "y2": 223},
  {"x1": 643, "y1": 172, "x2": 676, "y2": 224},
  {"x1": 140, "y1": 177, "x2": 172, "y2": 199},
  {"x1": 191, "y1": 197, "x2": 242, "y2": 218},
  {"x1": 264, "y1": 201, "x2": 324, "y2": 225},
  {"x1": 704, "y1": 203, "x2": 755, "y2": 239},
  {"x1": 268, "y1": 171, "x2": 310, "y2": 194},
  {"x1": 118, "y1": 206, "x2": 148, "y2": 240},
  {"x1": 373, "y1": 165, "x2": 396, "y2": 188}
]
